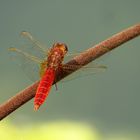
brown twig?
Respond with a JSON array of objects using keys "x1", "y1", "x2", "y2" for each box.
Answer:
[{"x1": 0, "y1": 24, "x2": 140, "y2": 121}]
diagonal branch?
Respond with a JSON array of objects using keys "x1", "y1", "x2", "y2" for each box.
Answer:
[{"x1": 0, "y1": 24, "x2": 140, "y2": 121}]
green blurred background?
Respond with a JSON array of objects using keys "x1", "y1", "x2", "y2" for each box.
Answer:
[{"x1": 0, "y1": 0, "x2": 140, "y2": 139}]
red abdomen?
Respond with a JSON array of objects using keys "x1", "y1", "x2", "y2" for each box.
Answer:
[{"x1": 34, "y1": 68, "x2": 55, "y2": 110}]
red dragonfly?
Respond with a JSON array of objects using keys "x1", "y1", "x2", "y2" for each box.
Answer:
[{"x1": 9, "y1": 31, "x2": 106, "y2": 111}]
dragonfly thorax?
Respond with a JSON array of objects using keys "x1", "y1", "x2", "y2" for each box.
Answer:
[{"x1": 47, "y1": 43, "x2": 68, "y2": 69}]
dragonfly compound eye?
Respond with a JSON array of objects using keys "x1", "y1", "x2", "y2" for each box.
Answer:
[{"x1": 64, "y1": 44, "x2": 68, "y2": 52}]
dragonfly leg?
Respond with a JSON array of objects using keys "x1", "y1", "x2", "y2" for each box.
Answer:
[{"x1": 54, "y1": 83, "x2": 58, "y2": 91}]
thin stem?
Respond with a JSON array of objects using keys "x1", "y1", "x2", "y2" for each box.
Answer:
[{"x1": 0, "y1": 23, "x2": 140, "y2": 121}]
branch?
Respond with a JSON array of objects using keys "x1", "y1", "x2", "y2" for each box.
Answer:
[{"x1": 0, "y1": 24, "x2": 140, "y2": 121}]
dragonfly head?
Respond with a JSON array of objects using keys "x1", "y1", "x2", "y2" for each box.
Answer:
[{"x1": 53, "y1": 42, "x2": 68, "y2": 55}]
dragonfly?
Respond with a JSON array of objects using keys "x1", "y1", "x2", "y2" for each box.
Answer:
[{"x1": 9, "y1": 31, "x2": 107, "y2": 111}]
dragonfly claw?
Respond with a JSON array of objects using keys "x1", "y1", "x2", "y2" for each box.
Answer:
[{"x1": 55, "y1": 83, "x2": 58, "y2": 90}]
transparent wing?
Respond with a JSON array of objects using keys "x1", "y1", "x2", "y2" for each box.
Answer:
[
  {"x1": 9, "y1": 47, "x2": 42, "y2": 82},
  {"x1": 59, "y1": 62, "x2": 107, "y2": 82},
  {"x1": 19, "y1": 31, "x2": 49, "y2": 60},
  {"x1": 64, "y1": 47, "x2": 110, "y2": 64},
  {"x1": 64, "y1": 52, "x2": 81, "y2": 63},
  {"x1": 55, "y1": 49, "x2": 107, "y2": 82},
  {"x1": 9, "y1": 31, "x2": 49, "y2": 82}
]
